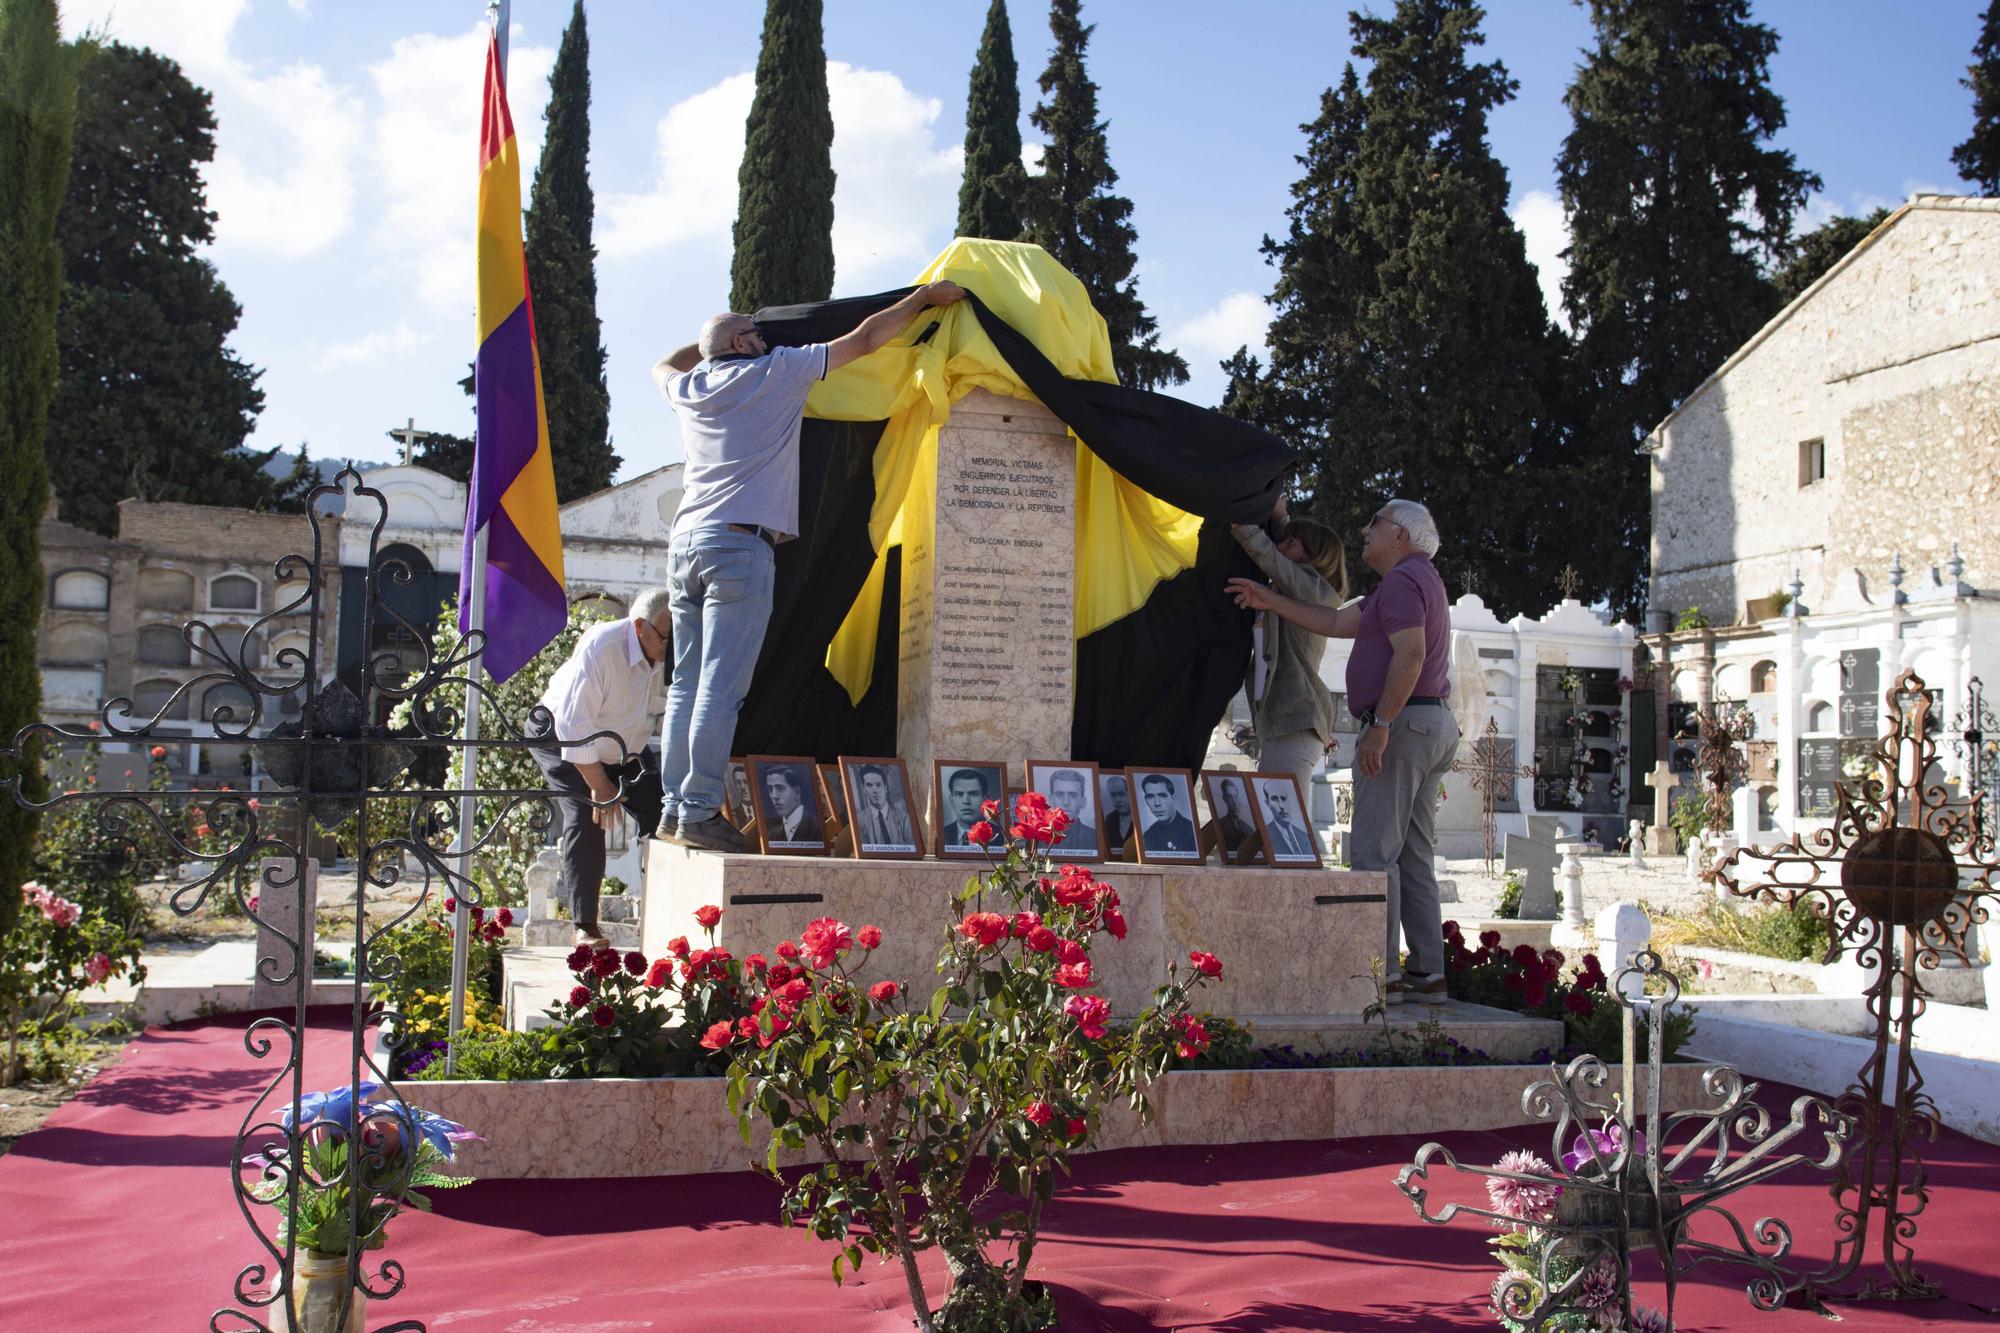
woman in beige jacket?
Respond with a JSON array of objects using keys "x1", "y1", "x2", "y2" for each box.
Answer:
[{"x1": 1231, "y1": 499, "x2": 1349, "y2": 797}]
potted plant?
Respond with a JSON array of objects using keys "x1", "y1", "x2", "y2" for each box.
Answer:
[{"x1": 246, "y1": 1083, "x2": 474, "y2": 1331}]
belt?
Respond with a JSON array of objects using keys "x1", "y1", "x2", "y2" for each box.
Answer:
[
  {"x1": 1402, "y1": 696, "x2": 1445, "y2": 706},
  {"x1": 727, "y1": 523, "x2": 778, "y2": 547}
]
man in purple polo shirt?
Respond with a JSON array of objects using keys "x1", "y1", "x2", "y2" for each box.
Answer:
[{"x1": 1227, "y1": 498, "x2": 1459, "y2": 1002}]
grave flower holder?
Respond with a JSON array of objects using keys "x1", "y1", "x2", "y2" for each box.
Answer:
[{"x1": 1396, "y1": 953, "x2": 1853, "y2": 1331}]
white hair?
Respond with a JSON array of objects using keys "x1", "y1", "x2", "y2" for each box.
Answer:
[
  {"x1": 630, "y1": 587, "x2": 672, "y2": 623},
  {"x1": 1380, "y1": 499, "x2": 1440, "y2": 557},
  {"x1": 698, "y1": 312, "x2": 752, "y2": 359}
]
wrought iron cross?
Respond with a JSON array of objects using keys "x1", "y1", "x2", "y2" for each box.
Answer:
[
  {"x1": 1717, "y1": 669, "x2": 1998, "y2": 1304},
  {"x1": 1451, "y1": 718, "x2": 1538, "y2": 872},
  {"x1": 1558, "y1": 565, "x2": 1583, "y2": 600}
]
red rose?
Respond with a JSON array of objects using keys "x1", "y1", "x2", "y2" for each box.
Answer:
[
  {"x1": 668, "y1": 936, "x2": 690, "y2": 959},
  {"x1": 1511, "y1": 944, "x2": 1541, "y2": 968},
  {"x1": 644, "y1": 959, "x2": 674, "y2": 988},
  {"x1": 1024, "y1": 1101, "x2": 1054, "y2": 1127},
  {"x1": 1564, "y1": 990, "x2": 1595, "y2": 1016},
  {"x1": 470, "y1": 905, "x2": 485, "y2": 922},
  {"x1": 766, "y1": 963, "x2": 796, "y2": 987},
  {"x1": 150, "y1": 745, "x2": 166, "y2": 760},
  {"x1": 591, "y1": 1004, "x2": 616, "y2": 1028},
  {"x1": 1054, "y1": 959, "x2": 1094, "y2": 991},
  {"x1": 745, "y1": 953, "x2": 769, "y2": 974},
  {"x1": 772, "y1": 977, "x2": 812, "y2": 1016},
  {"x1": 756, "y1": 1014, "x2": 791, "y2": 1048},
  {"x1": 1480, "y1": 930, "x2": 1503, "y2": 950},
  {"x1": 1443, "y1": 920, "x2": 1463, "y2": 940},
  {"x1": 981, "y1": 798, "x2": 1001, "y2": 819},
  {"x1": 968, "y1": 820, "x2": 996, "y2": 846},
  {"x1": 565, "y1": 944, "x2": 594, "y2": 972},
  {"x1": 694, "y1": 904, "x2": 723, "y2": 930},
  {"x1": 1024, "y1": 925, "x2": 1058, "y2": 954},
  {"x1": 1056, "y1": 938, "x2": 1088, "y2": 966},
  {"x1": 737, "y1": 1016, "x2": 760, "y2": 1041},
  {"x1": 776, "y1": 940, "x2": 800, "y2": 961},
  {"x1": 699, "y1": 1020, "x2": 734, "y2": 1050},
  {"x1": 624, "y1": 950, "x2": 647, "y2": 977},
  {"x1": 801, "y1": 916, "x2": 852, "y2": 967},
  {"x1": 568, "y1": 984, "x2": 591, "y2": 1008},
  {"x1": 1064, "y1": 993, "x2": 1110, "y2": 1038},
  {"x1": 591, "y1": 948, "x2": 621, "y2": 978},
  {"x1": 1102, "y1": 907, "x2": 1128, "y2": 941},
  {"x1": 869, "y1": 979, "x2": 899, "y2": 1004},
  {"x1": 1052, "y1": 865, "x2": 1098, "y2": 907},
  {"x1": 443, "y1": 897, "x2": 458, "y2": 913},
  {"x1": 1011, "y1": 911, "x2": 1041, "y2": 937},
  {"x1": 1067, "y1": 1117, "x2": 1088, "y2": 1138},
  {"x1": 497, "y1": 908, "x2": 514, "y2": 927},
  {"x1": 958, "y1": 912, "x2": 1009, "y2": 948},
  {"x1": 1173, "y1": 1013, "x2": 1212, "y2": 1059},
  {"x1": 1188, "y1": 951, "x2": 1223, "y2": 979},
  {"x1": 856, "y1": 925, "x2": 881, "y2": 950}
]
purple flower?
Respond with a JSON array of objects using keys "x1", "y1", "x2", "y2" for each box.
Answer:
[
  {"x1": 1626, "y1": 1305, "x2": 1670, "y2": 1333},
  {"x1": 1574, "y1": 1257, "x2": 1620, "y2": 1310},
  {"x1": 1562, "y1": 1120, "x2": 1644, "y2": 1174},
  {"x1": 1485, "y1": 1150, "x2": 1562, "y2": 1224}
]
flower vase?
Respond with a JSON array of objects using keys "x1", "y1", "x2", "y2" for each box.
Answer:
[{"x1": 274, "y1": 1250, "x2": 366, "y2": 1333}]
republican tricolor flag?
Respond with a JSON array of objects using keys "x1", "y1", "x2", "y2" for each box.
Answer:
[{"x1": 461, "y1": 28, "x2": 565, "y2": 683}]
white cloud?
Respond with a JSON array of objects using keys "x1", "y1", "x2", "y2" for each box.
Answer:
[
  {"x1": 601, "y1": 61, "x2": 962, "y2": 290},
  {"x1": 313, "y1": 321, "x2": 431, "y2": 371},
  {"x1": 65, "y1": 0, "x2": 362, "y2": 259},
  {"x1": 1168, "y1": 291, "x2": 1272, "y2": 360},
  {"x1": 1511, "y1": 189, "x2": 1569, "y2": 330},
  {"x1": 362, "y1": 23, "x2": 554, "y2": 312}
]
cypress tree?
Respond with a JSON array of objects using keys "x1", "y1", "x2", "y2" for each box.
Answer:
[
  {"x1": 1238, "y1": 2, "x2": 1569, "y2": 617},
  {"x1": 1557, "y1": 0, "x2": 1818, "y2": 620},
  {"x1": 730, "y1": 0, "x2": 835, "y2": 312},
  {"x1": 1953, "y1": 0, "x2": 2000, "y2": 194},
  {"x1": 957, "y1": 0, "x2": 1022, "y2": 240},
  {"x1": 1015, "y1": 0, "x2": 1186, "y2": 390},
  {"x1": 1772, "y1": 207, "x2": 1890, "y2": 306},
  {"x1": 46, "y1": 42, "x2": 274, "y2": 536},
  {"x1": 524, "y1": 0, "x2": 616, "y2": 502},
  {"x1": 0, "y1": 1, "x2": 82, "y2": 935}
]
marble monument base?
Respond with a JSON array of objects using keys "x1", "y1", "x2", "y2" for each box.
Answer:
[{"x1": 641, "y1": 840, "x2": 1389, "y2": 1021}]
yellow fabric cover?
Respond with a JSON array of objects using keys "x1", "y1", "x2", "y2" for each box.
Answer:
[{"x1": 814, "y1": 239, "x2": 1203, "y2": 704}]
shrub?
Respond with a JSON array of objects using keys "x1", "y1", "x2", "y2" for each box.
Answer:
[
  {"x1": 410, "y1": 1027, "x2": 555, "y2": 1082},
  {"x1": 1442, "y1": 921, "x2": 1694, "y2": 1062},
  {"x1": 1494, "y1": 871, "x2": 1524, "y2": 919},
  {"x1": 1668, "y1": 791, "x2": 1709, "y2": 848},
  {"x1": 2, "y1": 881, "x2": 146, "y2": 1086},
  {"x1": 1674, "y1": 606, "x2": 1710, "y2": 631},
  {"x1": 371, "y1": 897, "x2": 510, "y2": 1075},
  {"x1": 1651, "y1": 900, "x2": 1833, "y2": 965}
]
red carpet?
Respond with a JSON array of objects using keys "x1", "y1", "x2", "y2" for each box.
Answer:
[{"x1": 2, "y1": 1011, "x2": 1996, "y2": 1331}]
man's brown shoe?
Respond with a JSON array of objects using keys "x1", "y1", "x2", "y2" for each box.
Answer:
[{"x1": 679, "y1": 814, "x2": 752, "y2": 854}]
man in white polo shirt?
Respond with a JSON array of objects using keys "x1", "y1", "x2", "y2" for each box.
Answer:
[
  {"x1": 651, "y1": 279, "x2": 965, "y2": 851},
  {"x1": 534, "y1": 588, "x2": 673, "y2": 946}
]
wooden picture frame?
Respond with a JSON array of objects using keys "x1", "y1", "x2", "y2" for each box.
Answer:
[
  {"x1": 723, "y1": 757, "x2": 756, "y2": 833},
  {"x1": 1247, "y1": 771, "x2": 1322, "y2": 868},
  {"x1": 744, "y1": 755, "x2": 829, "y2": 856},
  {"x1": 1129, "y1": 767, "x2": 1203, "y2": 864},
  {"x1": 933, "y1": 760, "x2": 1006, "y2": 859},
  {"x1": 1098, "y1": 769, "x2": 1135, "y2": 862},
  {"x1": 839, "y1": 757, "x2": 924, "y2": 860},
  {"x1": 816, "y1": 764, "x2": 854, "y2": 858},
  {"x1": 1200, "y1": 769, "x2": 1266, "y2": 865},
  {"x1": 1026, "y1": 759, "x2": 1106, "y2": 863}
]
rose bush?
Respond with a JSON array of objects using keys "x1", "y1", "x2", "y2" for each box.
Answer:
[
  {"x1": 723, "y1": 792, "x2": 1223, "y2": 1332},
  {"x1": 2, "y1": 881, "x2": 145, "y2": 1086},
  {"x1": 1443, "y1": 923, "x2": 1694, "y2": 1062}
]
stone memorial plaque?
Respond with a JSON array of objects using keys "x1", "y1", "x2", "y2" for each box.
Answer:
[
  {"x1": 1796, "y1": 737, "x2": 1840, "y2": 818},
  {"x1": 898, "y1": 390, "x2": 1076, "y2": 813}
]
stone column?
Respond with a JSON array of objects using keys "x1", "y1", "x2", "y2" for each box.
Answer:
[{"x1": 898, "y1": 389, "x2": 1076, "y2": 822}]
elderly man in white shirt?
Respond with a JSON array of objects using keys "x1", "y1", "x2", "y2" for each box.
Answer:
[{"x1": 533, "y1": 588, "x2": 672, "y2": 946}]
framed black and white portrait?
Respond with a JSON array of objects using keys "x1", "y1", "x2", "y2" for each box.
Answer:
[
  {"x1": 1130, "y1": 767, "x2": 1202, "y2": 864},
  {"x1": 1199, "y1": 770, "x2": 1263, "y2": 865},
  {"x1": 839, "y1": 757, "x2": 922, "y2": 860},
  {"x1": 1098, "y1": 771, "x2": 1134, "y2": 860},
  {"x1": 1250, "y1": 772, "x2": 1320, "y2": 867},
  {"x1": 723, "y1": 757, "x2": 756, "y2": 832},
  {"x1": 745, "y1": 755, "x2": 828, "y2": 856},
  {"x1": 1027, "y1": 759, "x2": 1105, "y2": 862},
  {"x1": 934, "y1": 760, "x2": 1005, "y2": 859}
]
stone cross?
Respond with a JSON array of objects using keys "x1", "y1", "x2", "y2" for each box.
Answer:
[
  {"x1": 397, "y1": 416, "x2": 418, "y2": 466},
  {"x1": 1647, "y1": 759, "x2": 1677, "y2": 828},
  {"x1": 1502, "y1": 815, "x2": 1564, "y2": 919}
]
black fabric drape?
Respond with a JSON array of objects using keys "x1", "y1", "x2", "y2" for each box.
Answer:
[{"x1": 732, "y1": 285, "x2": 1291, "y2": 766}]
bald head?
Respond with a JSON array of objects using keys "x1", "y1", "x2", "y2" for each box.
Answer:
[{"x1": 699, "y1": 312, "x2": 762, "y2": 359}]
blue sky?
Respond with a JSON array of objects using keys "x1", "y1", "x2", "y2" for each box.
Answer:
[{"x1": 63, "y1": 0, "x2": 1986, "y2": 487}]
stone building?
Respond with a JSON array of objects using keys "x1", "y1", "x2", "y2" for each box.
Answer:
[{"x1": 1641, "y1": 194, "x2": 2000, "y2": 839}]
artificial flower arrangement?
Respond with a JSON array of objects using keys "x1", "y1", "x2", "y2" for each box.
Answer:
[{"x1": 718, "y1": 790, "x2": 1225, "y2": 1333}]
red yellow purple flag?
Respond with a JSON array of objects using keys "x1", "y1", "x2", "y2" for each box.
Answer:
[{"x1": 461, "y1": 27, "x2": 565, "y2": 682}]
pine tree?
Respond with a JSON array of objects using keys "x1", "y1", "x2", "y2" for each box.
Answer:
[
  {"x1": 1014, "y1": 0, "x2": 1186, "y2": 390},
  {"x1": 730, "y1": 0, "x2": 835, "y2": 312},
  {"x1": 524, "y1": 0, "x2": 616, "y2": 502},
  {"x1": 957, "y1": 0, "x2": 1022, "y2": 240},
  {"x1": 1558, "y1": 0, "x2": 1819, "y2": 619},
  {"x1": 0, "y1": 1, "x2": 82, "y2": 936},
  {"x1": 1953, "y1": 0, "x2": 2000, "y2": 193},
  {"x1": 1772, "y1": 207, "x2": 1890, "y2": 305},
  {"x1": 1236, "y1": 2, "x2": 1569, "y2": 617},
  {"x1": 45, "y1": 42, "x2": 276, "y2": 536}
]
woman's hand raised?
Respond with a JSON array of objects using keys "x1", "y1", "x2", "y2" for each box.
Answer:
[{"x1": 1226, "y1": 577, "x2": 1277, "y2": 612}]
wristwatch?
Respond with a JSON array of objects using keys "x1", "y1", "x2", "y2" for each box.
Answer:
[{"x1": 1360, "y1": 707, "x2": 1391, "y2": 732}]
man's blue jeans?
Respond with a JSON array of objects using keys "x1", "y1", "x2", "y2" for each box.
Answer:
[{"x1": 661, "y1": 525, "x2": 775, "y2": 826}]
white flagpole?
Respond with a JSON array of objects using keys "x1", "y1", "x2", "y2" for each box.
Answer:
[{"x1": 446, "y1": 0, "x2": 509, "y2": 1076}]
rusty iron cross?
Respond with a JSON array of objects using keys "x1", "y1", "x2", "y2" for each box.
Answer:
[
  {"x1": 1558, "y1": 564, "x2": 1583, "y2": 600},
  {"x1": 1451, "y1": 717, "x2": 1538, "y2": 872},
  {"x1": 1717, "y1": 670, "x2": 1997, "y2": 1306}
]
